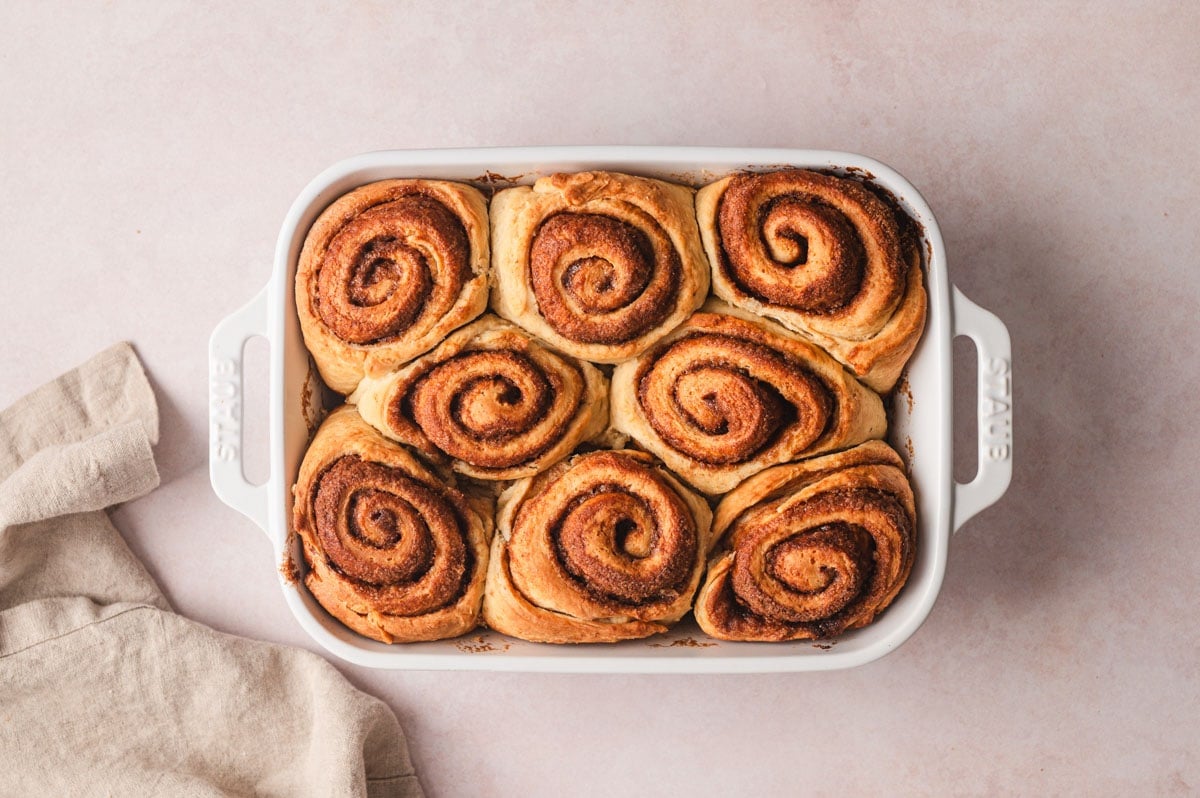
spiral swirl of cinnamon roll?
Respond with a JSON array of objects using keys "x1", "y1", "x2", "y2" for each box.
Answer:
[
  {"x1": 490, "y1": 171, "x2": 709, "y2": 363},
  {"x1": 697, "y1": 169, "x2": 927, "y2": 392},
  {"x1": 351, "y1": 316, "x2": 608, "y2": 481},
  {"x1": 695, "y1": 441, "x2": 916, "y2": 641},
  {"x1": 610, "y1": 301, "x2": 887, "y2": 494},
  {"x1": 297, "y1": 179, "x2": 490, "y2": 394},
  {"x1": 292, "y1": 407, "x2": 491, "y2": 643},
  {"x1": 482, "y1": 449, "x2": 712, "y2": 643}
]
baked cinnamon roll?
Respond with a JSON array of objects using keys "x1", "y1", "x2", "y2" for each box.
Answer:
[
  {"x1": 490, "y1": 171, "x2": 709, "y2": 363},
  {"x1": 696, "y1": 169, "x2": 926, "y2": 392},
  {"x1": 695, "y1": 441, "x2": 916, "y2": 642},
  {"x1": 291, "y1": 407, "x2": 491, "y2": 643},
  {"x1": 610, "y1": 300, "x2": 886, "y2": 495},
  {"x1": 296, "y1": 179, "x2": 490, "y2": 394},
  {"x1": 482, "y1": 449, "x2": 712, "y2": 643},
  {"x1": 350, "y1": 315, "x2": 608, "y2": 481}
]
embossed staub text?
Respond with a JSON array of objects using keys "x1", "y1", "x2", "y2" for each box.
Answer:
[
  {"x1": 210, "y1": 357, "x2": 241, "y2": 462},
  {"x1": 981, "y1": 357, "x2": 1012, "y2": 461}
]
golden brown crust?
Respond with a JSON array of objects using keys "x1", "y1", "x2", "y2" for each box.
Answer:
[
  {"x1": 697, "y1": 170, "x2": 926, "y2": 392},
  {"x1": 296, "y1": 179, "x2": 490, "y2": 394},
  {"x1": 350, "y1": 315, "x2": 608, "y2": 481},
  {"x1": 290, "y1": 167, "x2": 930, "y2": 647},
  {"x1": 291, "y1": 407, "x2": 492, "y2": 643},
  {"x1": 482, "y1": 449, "x2": 713, "y2": 643},
  {"x1": 610, "y1": 299, "x2": 887, "y2": 495},
  {"x1": 695, "y1": 441, "x2": 916, "y2": 642},
  {"x1": 490, "y1": 171, "x2": 709, "y2": 363}
]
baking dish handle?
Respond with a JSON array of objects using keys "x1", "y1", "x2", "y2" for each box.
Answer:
[
  {"x1": 208, "y1": 282, "x2": 271, "y2": 533},
  {"x1": 952, "y1": 286, "x2": 1013, "y2": 532}
]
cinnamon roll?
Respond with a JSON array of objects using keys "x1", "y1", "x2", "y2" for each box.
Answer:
[
  {"x1": 482, "y1": 449, "x2": 712, "y2": 643},
  {"x1": 696, "y1": 169, "x2": 927, "y2": 392},
  {"x1": 296, "y1": 179, "x2": 490, "y2": 394},
  {"x1": 695, "y1": 441, "x2": 916, "y2": 642},
  {"x1": 610, "y1": 300, "x2": 887, "y2": 495},
  {"x1": 490, "y1": 171, "x2": 709, "y2": 363},
  {"x1": 291, "y1": 407, "x2": 491, "y2": 643},
  {"x1": 350, "y1": 315, "x2": 608, "y2": 481}
]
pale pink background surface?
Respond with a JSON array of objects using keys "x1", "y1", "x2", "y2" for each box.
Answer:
[{"x1": 2, "y1": 3, "x2": 1197, "y2": 795}]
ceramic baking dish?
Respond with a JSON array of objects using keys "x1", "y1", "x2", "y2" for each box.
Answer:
[{"x1": 208, "y1": 146, "x2": 1012, "y2": 672}]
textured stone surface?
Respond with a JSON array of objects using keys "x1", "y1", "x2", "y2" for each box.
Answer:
[{"x1": 2, "y1": 3, "x2": 1196, "y2": 795}]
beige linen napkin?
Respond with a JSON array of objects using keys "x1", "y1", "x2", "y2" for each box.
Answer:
[{"x1": 0, "y1": 343, "x2": 423, "y2": 798}]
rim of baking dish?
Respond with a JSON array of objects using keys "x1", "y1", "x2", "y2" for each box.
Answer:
[{"x1": 267, "y1": 146, "x2": 952, "y2": 672}]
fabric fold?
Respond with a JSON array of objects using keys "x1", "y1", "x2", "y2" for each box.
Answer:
[
  {"x1": 0, "y1": 343, "x2": 423, "y2": 798},
  {"x1": 0, "y1": 343, "x2": 164, "y2": 612},
  {"x1": 0, "y1": 419, "x2": 157, "y2": 528},
  {"x1": 0, "y1": 341, "x2": 159, "y2": 480}
]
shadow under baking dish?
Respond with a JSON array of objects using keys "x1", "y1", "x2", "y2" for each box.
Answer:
[{"x1": 261, "y1": 147, "x2": 956, "y2": 673}]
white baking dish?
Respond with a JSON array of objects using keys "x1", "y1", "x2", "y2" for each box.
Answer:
[{"x1": 209, "y1": 146, "x2": 1012, "y2": 672}]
